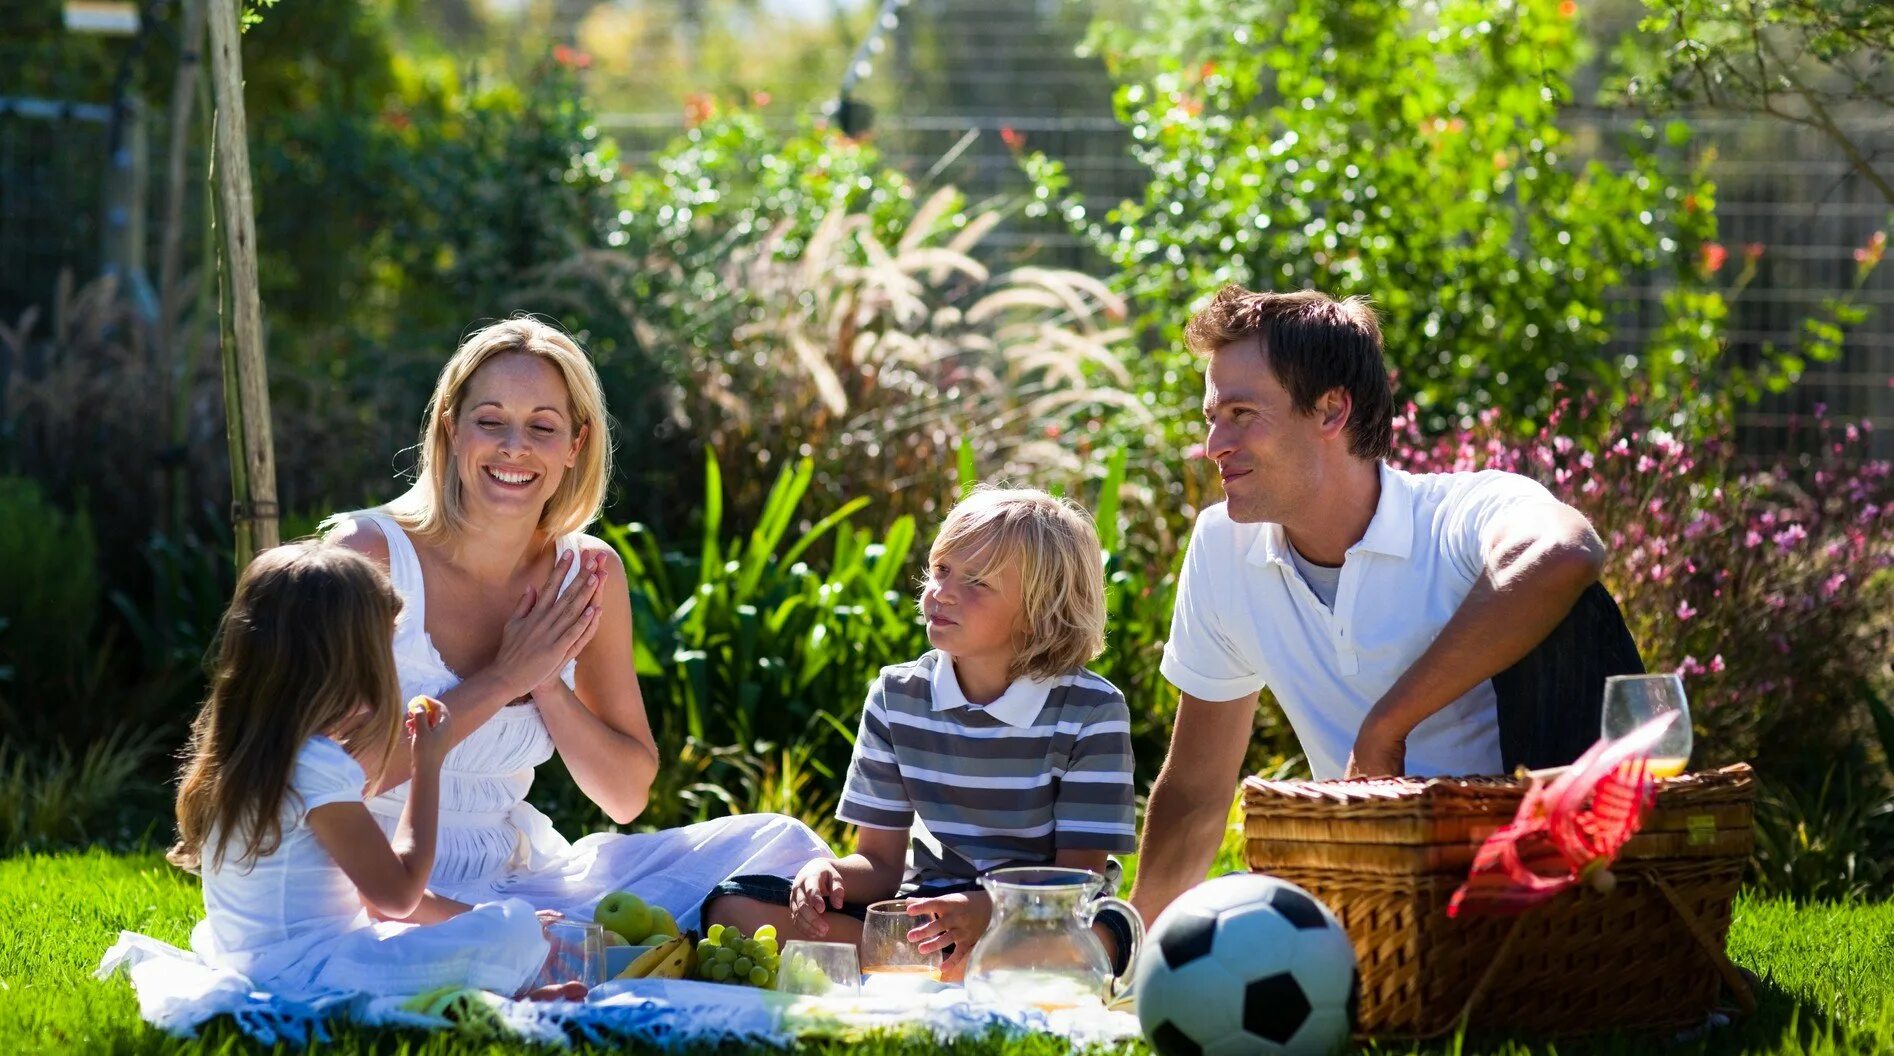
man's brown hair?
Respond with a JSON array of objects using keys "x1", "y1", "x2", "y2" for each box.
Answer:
[{"x1": 1184, "y1": 285, "x2": 1394, "y2": 461}]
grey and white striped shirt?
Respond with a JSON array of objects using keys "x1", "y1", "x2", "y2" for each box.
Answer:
[{"x1": 837, "y1": 650, "x2": 1137, "y2": 893}]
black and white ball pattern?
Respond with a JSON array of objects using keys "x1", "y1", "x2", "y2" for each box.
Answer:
[{"x1": 1135, "y1": 874, "x2": 1358, "y2": 1056}]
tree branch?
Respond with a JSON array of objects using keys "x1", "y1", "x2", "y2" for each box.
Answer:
[{"x1": 1758, "y1": 29, "x2": 1894, "y2": 207}]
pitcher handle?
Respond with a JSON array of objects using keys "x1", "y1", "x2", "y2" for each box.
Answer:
[{"x1": 1083, "y1": 896, "x2": 1145, "y2": 997}]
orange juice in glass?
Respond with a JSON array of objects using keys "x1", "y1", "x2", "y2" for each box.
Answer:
[
  {"x1": 1602, "y1": 674, "x2": 1693, "y2": 779},
  {"x1": 860, "y1": 900, "x2": 942, "y2": 987}
]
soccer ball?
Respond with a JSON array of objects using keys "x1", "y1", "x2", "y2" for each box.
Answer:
[{"x1": 1134, "y1": 874, "x2": 1358, "y2": 1056}]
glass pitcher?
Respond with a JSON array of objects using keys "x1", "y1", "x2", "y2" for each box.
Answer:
[{"x1": 964, "y1": 867, "x2": 1144, "y2": 1011}]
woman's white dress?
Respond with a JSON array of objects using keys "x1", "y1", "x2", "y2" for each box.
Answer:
[{"x1": 356, "y1": 512, "x2": 831, "y2": 931}]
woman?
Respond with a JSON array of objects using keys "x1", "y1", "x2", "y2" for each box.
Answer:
[{"x1": 326, "y1": 317, "x2": 831, "y2": 930}]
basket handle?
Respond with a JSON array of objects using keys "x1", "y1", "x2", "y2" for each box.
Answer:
[
  {"x1": 1650, "y1": 873, "x2": 1757, "y2": 1018},
  {"x1": 1448, "y1": 913, "x2": 1529, "y2": 1034},
  {"x1": 1447, "y1": 869, "x2": 1756, "y2": 1034}
]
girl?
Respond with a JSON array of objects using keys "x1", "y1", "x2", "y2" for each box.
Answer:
[{"x1": 163, "y1": 541, "x2": 551, "y2": 998}]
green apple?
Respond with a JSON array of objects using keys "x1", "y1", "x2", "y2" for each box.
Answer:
[
  {"x1": 647, "y1": 906, "x2": 679, "y2": 939},
  {"x1": 593, "y1": 891, "x2": 653, "y2": 942},
  {"x1": 635, "y1": 932, "x2": 672, "y2": 947},
  {"x1": 602, "y1": 930, "x2": 630, "y2": 948}
]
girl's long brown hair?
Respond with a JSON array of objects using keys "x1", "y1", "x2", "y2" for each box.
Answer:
[{"x1": 168, "y1": 542, "x2": 404, "y2": 873}]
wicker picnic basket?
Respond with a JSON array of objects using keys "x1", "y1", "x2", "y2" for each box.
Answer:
[{"x1": 1241, "y1": 764, "x2": 1756, "y2": 1038}]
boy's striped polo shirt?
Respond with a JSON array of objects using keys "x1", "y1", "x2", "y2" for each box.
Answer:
[{"x1": 837, "y1": 649, "x2": 1137, "y2": 891}]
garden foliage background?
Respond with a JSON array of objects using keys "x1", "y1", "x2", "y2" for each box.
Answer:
[{"x1": 2, "y1": 0, "x2": 1892, "y2": 904}]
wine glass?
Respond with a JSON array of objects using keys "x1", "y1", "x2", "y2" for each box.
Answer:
[
  {"x1": 860, "y1": 899, "x2": 939, "y2": 984},
  {"x1": 1601, "y1": 673, "x2": 1693, "y2": 779},
  {"x1": 778, "y1": 940, "x2": 861, "y2": 996},
  {"x1": 533, "y1": 919, "x2": 606, "y2": 989}
]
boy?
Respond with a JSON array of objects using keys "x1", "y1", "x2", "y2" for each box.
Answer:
[{"x1": 706, "y1": 487, "x2": 1138, "y2": 980}]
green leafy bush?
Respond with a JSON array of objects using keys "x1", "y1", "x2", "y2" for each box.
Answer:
[
  {"x1": 530, "y1": 456, "x2": 926, "y2": 835},
  {"x1": 0, "y1": 477, "x2": 100, "y2": 744},
  {"x1": 0, "y1": 729, "x2": 158, "y2": 855},
  {"x1": 1027, "y1": 0, "x2": 1754, "y2": 443}
]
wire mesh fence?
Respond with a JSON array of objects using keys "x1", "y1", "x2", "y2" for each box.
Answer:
[{"x1": 5, "y1": 87, "x2": 1889, "y2": 462}]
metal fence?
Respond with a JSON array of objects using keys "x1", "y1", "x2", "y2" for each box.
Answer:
[
  {"x1": 0, "y1": 97, "x2": 112, "y2": 323},
  {"x1": 4, "y1": 93, "x2": 1888, "y2": 462},
  {"x1": 601, "y1": 106, "x2": 1894, "y2": 460}
]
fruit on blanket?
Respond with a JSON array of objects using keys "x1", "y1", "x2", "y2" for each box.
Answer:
[
  {"x1": 647, "y1": 906, "x2": 680, "y2": 939},
  {"x1": 615, "y1": 933, "x2": 696, "y2": 980},
  {"x1": 593, "y1": 891, "x2": 654, "y2": 943},
  {"x1": 694, "y1": 923, "x2": 780, "y2": 989},
  {"x1": 634, "y1": 932, "x2": 673, "y2": 947},
  {"x1": 602, "y1": 930, "x2": 630, "y2": 947}
]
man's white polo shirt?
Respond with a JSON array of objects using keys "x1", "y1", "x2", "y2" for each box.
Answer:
[{"x1": 1160, "y1": 462, "x2": 1560, "y2": 779}]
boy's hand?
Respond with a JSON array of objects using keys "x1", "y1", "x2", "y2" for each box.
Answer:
[
  {"x1": 406, "y1": 696, "x2": 452, "y2": 770},
  {"x1": 905, "y1": 890, "x2": 992, "y2": 982},
  {"x1": 790, "y1": 859, "x2": 846, "y2": 937}
]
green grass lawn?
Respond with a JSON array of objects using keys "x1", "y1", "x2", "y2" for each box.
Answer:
[{"x1": 4, "y1": 846, "x2": 1892, "y2": 1056}]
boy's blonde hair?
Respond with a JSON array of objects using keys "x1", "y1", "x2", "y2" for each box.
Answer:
[
  {"x1": 928, "y1": 486, "x2": 1107, "y2": 681},
  {"x1": 380, "y1": 317, "x2": 611, "y2": 544}
]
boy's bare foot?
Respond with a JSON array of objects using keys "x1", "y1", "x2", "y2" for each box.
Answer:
[{"x1": 523, "y1": 981, "x2": 589, "y2": 1002}]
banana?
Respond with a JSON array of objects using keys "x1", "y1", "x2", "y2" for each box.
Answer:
[
  {"x1": 616, "y1": 935, "x2": 684, "y2": 980},
  {"x1": 645, "y1": 934, "x2": 695, "y2": 980},
  {"x1": 615, "y1": 933, "x2": 701, "y2": 980}
]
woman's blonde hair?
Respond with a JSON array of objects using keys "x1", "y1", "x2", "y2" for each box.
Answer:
[
  {"x1": 928, "y1": 486, "x2": 1108, "y2": 681},
  {"x1": 383, "y1": 317, "x2": 611, "y2": 543},
  {"x1": 168, "y1": 542, "x2": 404, "y2": 873}
]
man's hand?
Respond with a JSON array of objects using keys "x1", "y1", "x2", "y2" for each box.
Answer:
[
  {"x1": 905, "y1": 890, "x2": 992, "y2": 982},
  {"x1": 1344, "y1": 721, "x2": 1407, "y2": 778}
]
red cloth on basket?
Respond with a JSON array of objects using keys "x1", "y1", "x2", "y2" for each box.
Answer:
[{"x1": 1447, "y1": 715, "x2": 1674, "y2": 917}]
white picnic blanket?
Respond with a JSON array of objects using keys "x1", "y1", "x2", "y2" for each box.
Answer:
[{"x1": 97, "y1": 933, "x2": 1142, "y2": 1049}]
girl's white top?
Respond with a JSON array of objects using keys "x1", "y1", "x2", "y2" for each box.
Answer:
[{"x1": 195, "y1": 735, "x2": 369, "y2": 981}]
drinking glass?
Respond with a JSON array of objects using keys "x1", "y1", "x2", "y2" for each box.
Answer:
[
  {"x1": 1601, "y1": 673, "x2": 1693, "y2": 778},
  {"x1": 777, "y1": 940, "x2": 862, "y2": 996},
  {"x1": 860, "y1": 899, "x2": 940, "y2": 981},
  {"x1": 533, "y1": 919, "x2": 606, "y2": 989}
]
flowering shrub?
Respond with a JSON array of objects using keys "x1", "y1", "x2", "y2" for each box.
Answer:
[{"x1": 1391, "y1": 401, "x2": 1894, "y2": 769}]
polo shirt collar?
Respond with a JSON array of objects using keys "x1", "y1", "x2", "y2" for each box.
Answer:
[
  {"x1": 1352, "y1": 462, "x2": 1414, "y2": 559},
  {"x1": 929, "y1": 651, "x2": 1055, "y2": 728},
  {"x1": 1245, "y1": 461, "x2": 1413, "y2": 568}
]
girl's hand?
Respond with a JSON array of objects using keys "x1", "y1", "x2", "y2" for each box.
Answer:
[
  {"x1": 406, "y1": 697, "x2": 452, "y2": 771},
  {"x1": 490, "y1": 551, "x2": 604, "y2": 699},
  {"x1": 905, "y1": 890, "x2": 992, "y2": 982},
  {"x1": 790, "y1": 859, "x2": 846, "y2": 938}
]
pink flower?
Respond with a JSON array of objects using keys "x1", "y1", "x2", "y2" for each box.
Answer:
[
  {"x1": 1699, "y1": 242, "x2": 1728, "y2": 275},
  {"x1": 1772, "y1": 524, "x2": 1807, "y2": 550},
  {"x1": 1676, "y1": 600, "x2": 1697, "y2": 621},
  {"x1": 1822, "y1": 572, "x2": 1847, "y2": 598},
  {"x1": 1709, "y1": 655, "x2": 1725, "y2": 674}
]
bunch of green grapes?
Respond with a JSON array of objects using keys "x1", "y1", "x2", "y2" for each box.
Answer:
[{"x1": 694, "y1": 923, "x2": 780, "y2": 988}]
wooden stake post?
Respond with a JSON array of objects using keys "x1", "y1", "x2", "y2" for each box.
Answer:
[{"x1": 205, "y1": 0, "x2": 279, "y2": 563}]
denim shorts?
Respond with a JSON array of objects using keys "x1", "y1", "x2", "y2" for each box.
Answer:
[{"x1": 707, "y1": 873, "x2": 1137, "y2": 976}]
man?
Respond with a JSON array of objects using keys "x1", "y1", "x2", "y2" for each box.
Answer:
[{"x1": 1129, "y1": 286, "x2": 1609, "y2": 924}]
